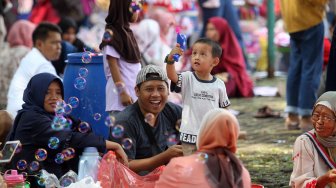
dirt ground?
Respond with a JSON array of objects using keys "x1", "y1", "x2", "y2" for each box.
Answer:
[{"x1": 232, "y1": 75, "x2": 301, "y2": 188}]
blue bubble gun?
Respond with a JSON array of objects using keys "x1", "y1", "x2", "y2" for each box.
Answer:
[{"x1": 173, "y1": 27, "x2": 187, "y2": 62}]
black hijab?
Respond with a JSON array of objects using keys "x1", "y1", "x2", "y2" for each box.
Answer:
[
  {"x1": 7, "y1": 73, "x2": 63, "y2": 141},
  {"x1": 99, "y1": 0, "x2": 141, "y2": 63}
]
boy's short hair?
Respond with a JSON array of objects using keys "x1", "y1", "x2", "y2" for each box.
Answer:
[
  {"x1": 193, "y1": 38, "x2": 222, "y2": 58},
  {"x1": 32, "y1": 22, "x2": 62, "y2": 46}
]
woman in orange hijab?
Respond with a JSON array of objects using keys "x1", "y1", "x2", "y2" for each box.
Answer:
[{"x1": 155, "y1": 108, "x2": 251, "y2": 188}]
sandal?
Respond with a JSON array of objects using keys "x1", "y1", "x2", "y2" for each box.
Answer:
[{"x1": 254, "y1": 105, "x2": 281, "y2": 118}]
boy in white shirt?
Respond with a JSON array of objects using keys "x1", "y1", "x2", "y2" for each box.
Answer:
[{"x1": 166, "y1": 38, "x2": 230, "y2": 155}]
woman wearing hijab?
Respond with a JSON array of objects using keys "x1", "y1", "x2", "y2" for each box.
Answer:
[
  {"x1": 155, "y1": 108, "x2": 251, "y2": 188},
  {"x1": 99, "y1": 0, "x2": 141, "y2": 114},
  {"x1": 6, "y1": 73, "x2": 127, "y2": 185},
  {"x1": 0, "y1": 20, "x2": 35, "y2": 106},
  {"x1": 133, "y1": 19, "x2": 171, "y2": 68},
  {"x1": 290, "y1": 91, "x2": 336, "y2": 187},
  {"x1": 206, "y1": 17, "x2": 254, "y2": 98}
]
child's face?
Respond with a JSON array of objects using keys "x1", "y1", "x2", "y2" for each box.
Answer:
[{"x1": 191, "y1": 43, "x2": 219, "y2": 74}]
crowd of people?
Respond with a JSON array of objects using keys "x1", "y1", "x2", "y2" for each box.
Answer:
[{"x1": 0, "y1": 0, "x2": 335, "y2": 187}]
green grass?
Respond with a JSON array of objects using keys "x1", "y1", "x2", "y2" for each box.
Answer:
[{"x1": 231, "y1": 76, "x2": 301, "y2": 187}]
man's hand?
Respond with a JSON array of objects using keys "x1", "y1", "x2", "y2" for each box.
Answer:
[{"x1": 164, "y1": 145, "x2": 183, "y2": 159}]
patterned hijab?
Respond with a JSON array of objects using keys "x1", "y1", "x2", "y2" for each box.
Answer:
[
  {"x1": 197, "y1": 108, "x2": 243, "y2": 188},
  {"x1": 99, "y1": 0, "x2": 140, "y2": 63}
]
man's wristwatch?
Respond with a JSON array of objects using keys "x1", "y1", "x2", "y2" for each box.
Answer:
[{"x1": 164, "y1": 54, "x2": 175, "y2": 65}]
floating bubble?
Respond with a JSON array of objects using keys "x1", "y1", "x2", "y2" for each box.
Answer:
[
  {"x1": 29, "y1": 161, "x2": 40, "y2": 171},
  {"x1": 78, "y1": 122, "x2": 90, "y2": 133},
  {"x1": 144, "y1": 113, "x2": 155, "y2": 126},
  {"x1": 121, "y1": 138, "x2": 133, "y2": 150},
  {"x1": 167, "y1": 134, "x2": 178, "y2": 147},
  {"x1": 74, "y1": 77, "x2": 87, "y2": 90},
  {"x1": 21, "y1": 172, "x2": 28, "y2": 179},
  {"x1": 196, "y1": 152, "x2": 209, "y2": 163},
  {"x1": 48, "y1": 137, "x2": 60, "y2": 149},
  {"x1": 111, "y1": 125, "x2": 124, "y2": 139},
  {"x1": 35, "y1": 149, "x2": 48, "y2": 161},
  {"x1": 62, "y1": 148, "x2": 75, "y2": 161},
  {"x1": 63, "y1": 118, "x2": 73, "y2": 130},
  {"x1": 37, "y1": 177, "x2": 46, "y2": 186},
  {"x1": 93, "y1": 113, "x2": 101, "y2": 121},
  {"x1": 78, "y1": 67, "x2": 89, "y2": 77},
  {"x1": 51, "y1": 116, "x2": 67, "y2": 131},
  {"x1": 102, "y1": 30, "x2": 113, "y2": 42},
  {"x1": 60, "y1": 177, "x2": 75, "y2": 187},
  {"x1": 68, "y1": 97, "x2": 79, "y2": 108},
  {"x1": 64, "y1": 104, "x2": 72, "y2": 114},
  {"x1": 175, "y1": 119, "x2": 182, "y2": 131},
  {"x1": 105, "y1": 115, "x2": 115, "y2": 127},
  {"x1": 81, "y1": 52, "x2": 92, "y2": 64},
  {"x1": 16, "y1": 160, "x2": 27, "y2": 170},
  {"x1": 15, "y1": 144, "x2": 22, "y2": 154},
  {"x1": 55, "y1": 153, "x2": 65, "y2": 164}
]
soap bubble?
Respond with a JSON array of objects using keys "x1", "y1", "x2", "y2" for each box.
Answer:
[
  {"x1": 37, "y1": 177, "x2": 46, "y2": 186},
  {"x1": 48, "y1": 137, "x2": 60, "y2": 149},
  {"x1": 62, "y1": 148, "x2": 75, "y2": 161},
  {"x1": 196, "y1": 152, "x2": 209, "y2": 163},
  {"x1": 102, "y1": 30, "x2": 113, "y2": 42},
  {"x1": 63, "y1": 118, "x2": 73, "y2": 130},
  {"x1": 74, "y1": 77, "x2": 86, "y2": 90},
  {"x1": 35, "y1": 149, "x2": 48, "y2": 161},
  {"x1": 167, "y1": 134, "x2": 178, "y2": 147},
  {"x1": 60, "y1": 177, "x2": 74, "y2": 187},
  {"x1": 21, "y1": 172, "x2": 28, "y2": 179},
  {"x1": 78, "y1": 67, "x2": 89, "y2": 77},
  {"x1": 175, "y1": 119, "x2": 182, "y2": 131},
  {"x1": 111, "y1": 125, "x2": 124, "y2": 139},
  {"x1": 78, "y1": 122, "x2": 90, "y2": 133},
  {"x1": 29, "y1": 161, "x2": 40, "y2": 171},
  {"x1": 105, "y1": 115, "x2": 115, "y2": 127},
  {"x1": 121, "y1": 138, "x2": 133, "y2": 150},
  {"x1": 68, "y1": 97, "x2": 79, "y2": 108},
  {"x1": 51, "y1": 116, "x2": 67, "y2": 131},
  {"x1": 81, "y1": 52, "x2": 92, "y2": 64},
  {"x1": 16, "y1": 160, "x2": 27, "y2": 170},
  {"x1": 145, "y1": 113, "x2": 155, "y2": 126},
  {"x1": 55, "y1": 153, "x2": 65, "y2": 164},
  {"x1": 93, "y1": 113, "x2": 101, "y2": 121},
  {"x1": 64, "y1": 104, "x2": 72, "y2": 114}
]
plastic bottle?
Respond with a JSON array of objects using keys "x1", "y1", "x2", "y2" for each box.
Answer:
[
  {"x1": 173, "y1": 27, "x2": 187, "y2": 62},
  {"x1": 77, "y1": 147, "x2": 101, "y2": 181},
  {"x1": 4, "y1": 170, "x2": 26, "y2": 188}
]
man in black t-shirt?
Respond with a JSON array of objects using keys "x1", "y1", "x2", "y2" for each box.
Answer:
[{"x1": 109, "y1": 65, "x2": 183, "y2": 174}]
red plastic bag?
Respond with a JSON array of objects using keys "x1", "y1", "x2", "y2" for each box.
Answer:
[{"x1": 97, "y1": 151, "x2": 164, "y2": 188}]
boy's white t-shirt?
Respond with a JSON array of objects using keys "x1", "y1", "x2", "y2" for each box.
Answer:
[{"x1": 173, "y1": 71, "x2": 230, "y2": 144}]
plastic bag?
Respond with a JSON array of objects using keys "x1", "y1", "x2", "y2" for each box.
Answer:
[{"x1": 97, "y1": 151, "x2": 164, "y2": 188}]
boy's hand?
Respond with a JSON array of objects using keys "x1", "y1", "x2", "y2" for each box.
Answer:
[{"x1": 168, "y1": 43, "x2": 184, "y2": 62}]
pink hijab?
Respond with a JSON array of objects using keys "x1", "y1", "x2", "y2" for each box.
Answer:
[
  {"x1": 7, "y1": 20, "x2": 36, "y2": 48},
  {"x1": 208, "y1": 17, "x2": 254, "y2": 98}
]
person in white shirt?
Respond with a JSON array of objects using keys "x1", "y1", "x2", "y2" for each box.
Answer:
[{"x1": 6, "y1": 22, "x2": 62, "y2": 118}]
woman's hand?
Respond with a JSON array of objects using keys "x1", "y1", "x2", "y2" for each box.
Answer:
[
  {"x1": 105, "y1": 141, "x2": 129, "y2": 166},
  {"x1": 119, "y1": 90, "x2": 133, "y2": 106},
  {"x1": 316, "y1": 169, "x2": 336, "y2": 187}
]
